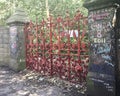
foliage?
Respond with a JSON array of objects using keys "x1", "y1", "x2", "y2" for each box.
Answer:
[{"x1": 0, "y1": 0, "x2": 88, "y2": 25}]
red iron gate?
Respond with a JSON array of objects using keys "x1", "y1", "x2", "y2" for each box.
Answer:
[{"x1": 24, "y1": 11, "x2": 89, "y2": 83}]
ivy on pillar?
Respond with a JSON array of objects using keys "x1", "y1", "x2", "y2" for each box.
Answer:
[
  {"x1": 6, "y1": 8, "x2": 29, "y2": 71},
  {"x1": 84, "y1": 0, "x2": 120, "y2": 96}
]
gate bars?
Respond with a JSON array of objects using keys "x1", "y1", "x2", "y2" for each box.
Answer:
[{"x1": 24, "y1": 11, "x2": 89, "y2": 83}]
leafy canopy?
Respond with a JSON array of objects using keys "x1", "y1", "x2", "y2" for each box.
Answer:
[{"x1": 0, "y1": 0, "x2": 87, "y2": 25}]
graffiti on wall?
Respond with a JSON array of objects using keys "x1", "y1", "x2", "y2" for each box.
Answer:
[
  {"x1": 89, "y1": 7, "x2": 115, "y2": 74},
  {"x1": 88, "y1": 7, "x2": 116, "y2": 93},
  {"x1": 10, "y1": 26, "x2": 18, "y2": 57},
  {"x1": 88, "y1": 8, "x2": 114, "y2": 23},
  {"x1": 90, "y1": 43, "x2": 114, "y2": 75}
]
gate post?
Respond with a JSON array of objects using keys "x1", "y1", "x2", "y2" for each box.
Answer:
[
  {"x1": 6, "y1": 8, "x2": 29, "y2": 71},
  {"x1": 83, "y1": 0, "x2": 120, "y2": 96}
]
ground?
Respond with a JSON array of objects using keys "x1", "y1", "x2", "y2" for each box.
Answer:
[{"x1": 0, "y1": 66, "x2": 86, "y2": 96}]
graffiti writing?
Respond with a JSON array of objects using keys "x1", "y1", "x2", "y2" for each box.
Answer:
[
  {"x1": 89, "y1": 77, "x2": 114, "y2": 92},
  {"x1": 88, "y1": 8, "x2": 114, "y2": 23},
  {"x1": 88, "y1": 7, "x2": 116, "y2": 95},
  {"x1": 10, "y1": 26, "x2": 18, "y2": 57},
  {"x1": 89, "y1": 7, "x2": 115, "y2": 75},
  {"x1": 94, "y1": 38, "x2": 106, "y2": 43}
]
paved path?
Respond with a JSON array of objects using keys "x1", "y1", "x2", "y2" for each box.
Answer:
[{"x1": 0, "y1": 66, "x2": 85, "y2": 96}]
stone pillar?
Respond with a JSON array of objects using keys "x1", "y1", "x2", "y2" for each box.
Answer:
[
  {"x1": 6, "y1": 8, "x2": 29, "y2": 71},
  {"x1": 115, "y1": 4, "x2": 120, "y2": 96},
  {"x1": 83, "y1": 0, "x2": 120, "y2": 96}
]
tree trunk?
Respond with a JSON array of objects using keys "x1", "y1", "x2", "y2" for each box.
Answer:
[{"x1": 46, "y1": 0, "x2": 49, "y2": 18}]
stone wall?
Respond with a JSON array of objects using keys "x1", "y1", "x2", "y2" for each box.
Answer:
[
  {"x1": 0, "y1": 26, "x2": 10, "y2": 66},
  {"x1": 8, "y1": 25, "x2": 26, "y2": 71}
]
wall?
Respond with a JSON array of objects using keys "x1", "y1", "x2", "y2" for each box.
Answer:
[
  {"x1": 0, "y1": 26, "x2": 10, "y2": 66},
  {"x1": 0, "y1": 25, "x2": 25, "y2": 71}
]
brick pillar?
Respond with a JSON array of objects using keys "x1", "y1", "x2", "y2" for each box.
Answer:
[
  {"x1": 6, "y1": 8, "x2": 29, "y2": 71},
  {"x1": 84, "y1": 0, "x2": 120, "y2": 96}
]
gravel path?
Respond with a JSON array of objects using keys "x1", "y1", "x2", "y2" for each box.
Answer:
[{"x1": 0, "y1": 66, "x2": 86, "y2": 96}]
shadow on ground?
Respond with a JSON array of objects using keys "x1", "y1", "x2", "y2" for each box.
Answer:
[{"x1": 0, "y1": 66, "x2": 86, "y2": 96}]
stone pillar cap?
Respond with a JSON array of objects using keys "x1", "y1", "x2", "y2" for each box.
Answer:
[
  {"x1": 6, "y1": 8, "x2": 30, "y2": 24},
  {"x1": 83, "y1": 0, "x2": 120, "y2": 10}
]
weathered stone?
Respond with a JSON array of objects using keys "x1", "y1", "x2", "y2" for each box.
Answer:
[
  {"x1": 6, "y1": 8, "x2": 30, "y2": 24},
  {"x1": 84, "y1": 0, "x2": 120, "y2": 10},
  {"x1": 84, "y1": 0, "x2": 120, "y2": 96},
  {"x1": 4, "y1": 33, "x2": 9, "y2": 38},
  {"x1": 0, "y1": 39, "x2": 2, "y2": 44},
  {"x1": 0, "y1": 26, "x2": 9, "y2": 66},
  {"x1": 6, "y1": 8, "x2": 29, "y2": 71},
  {"x1": 9, "y1": 59, "x2": 18, "y2": 71},
  {"x1": 3, "y1": 44, "x2": 9, "y2": 49}
]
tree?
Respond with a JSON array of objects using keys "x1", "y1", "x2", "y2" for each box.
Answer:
[{"x1": 0, "y1": 0, "x2": 88, "y2": 25}]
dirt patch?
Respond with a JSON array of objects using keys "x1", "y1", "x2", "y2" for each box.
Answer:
[{"x1": 0, "y1": 66, "x2": 86, "y2": 96}]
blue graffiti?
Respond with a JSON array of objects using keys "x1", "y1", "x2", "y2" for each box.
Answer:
[
  {"x1": 104, "y1": 60, "x2": 114, "y2": 67},
  {"x1": 97, "y1": 44, "x2": 111, "y2": 54},
  {"x1": 101, "y1": 54, "x2": 111, "y2": 60}
]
